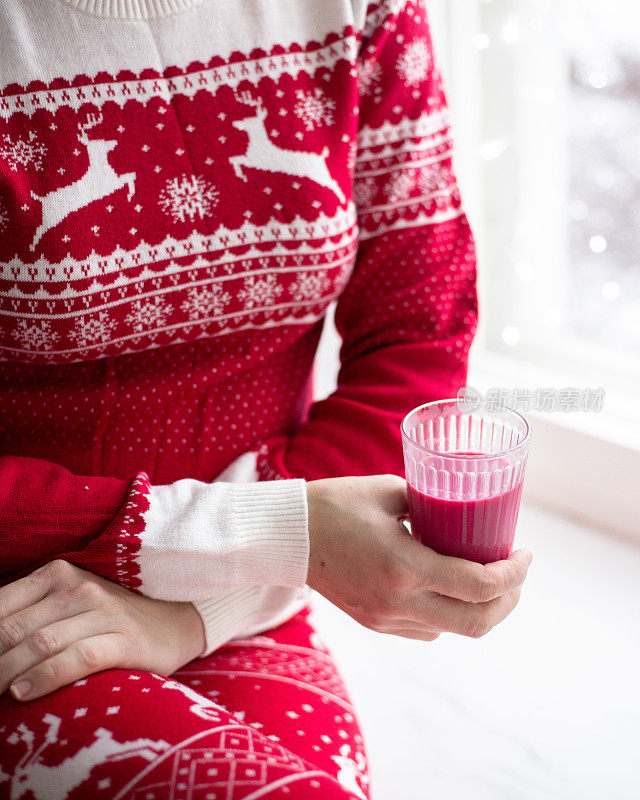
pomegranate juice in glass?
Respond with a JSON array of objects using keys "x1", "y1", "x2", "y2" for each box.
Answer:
[{"x1": 401, "y1": 400, "x2": 531, "y2": 564}]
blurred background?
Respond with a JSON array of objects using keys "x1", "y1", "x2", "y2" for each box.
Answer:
[{"x1": 311, "y1": 1, "x2": 640, "y2": 798}]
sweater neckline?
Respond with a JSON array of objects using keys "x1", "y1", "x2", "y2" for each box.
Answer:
[{"x1": 57, "y1": 0, "x2": 205, "y2": 19}]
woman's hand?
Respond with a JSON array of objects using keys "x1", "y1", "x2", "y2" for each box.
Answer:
[
  {"x1": 0, "y1": 560, "x2": 205, "y2": 701},
  {"x1": 306, "y1": 475, "x2": 532, "y2": 641}
]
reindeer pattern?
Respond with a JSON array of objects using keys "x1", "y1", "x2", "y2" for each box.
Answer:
[
  {"x1": 160, "y1": 677, "x2": 225, "y2": 722},
  {"x1": 29, "y1": 112, "x2": 136, "y2": 251},
  {"x1": 0, "y1": 696, "x2": 366, "y2": 800},
  {"x1": 231, "y1": 91, "x2": 346, "y2": 204},
  {"x1": 0, "y1": 615, "x2": 370, "y2": 799},
  {"x1": 0, "y1": 36, "x2": 410, "y2": 364},
  {"x1": 26, "y1": 89, "x2": 346, "y2": 253},
  {"x1": 1, "y1": 713, "x2": 169, "y2": 800}
]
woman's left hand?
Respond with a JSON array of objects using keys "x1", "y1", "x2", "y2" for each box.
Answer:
[{"x1": 0, "y1": 559, "x2": 205, "y2": 702}]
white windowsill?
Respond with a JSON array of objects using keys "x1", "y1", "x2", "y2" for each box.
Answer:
[{"x1": 469, "y1": 348, "x2": 640, "y2": 543}]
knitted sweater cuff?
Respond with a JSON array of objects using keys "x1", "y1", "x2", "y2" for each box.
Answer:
[
  {"x1": 192, "y1": 585, "x2": 311, "y2": 656},
  {"x1": 230, "y1": 479, "x2": 309, "y2": 586},
  {"x1": 135, "y1": 474, "x2": 309, "y2": 601}
]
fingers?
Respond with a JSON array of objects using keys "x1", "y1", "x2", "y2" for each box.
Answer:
[
  {"x1": 403, "y1": 539, "x2": 532, "y2": 603},
  {"x1": 415, "y1": 587, "x2": 522, "y2": 638},
  {"x1": 0, "y1": 559, "x2": 81, "y2": 623},
  {"x1": 368, "y1": 584, "x2": 522, "y2": 640},
  {"x1": 0, "y1": 590, "x2": 96, "y2": 657},
  {"x1": 0, "y1": 562, "x2": 136, "y2": 700},
  {"x1": 0, "y1": 611, "x2": 111, "y2": 695},
  {"x1": 10, "y1": 633, "x2": 128, "y2": 702},
  {"x1": 0, "y1": 569, "x2": 52, "y2": 622},
  {"x1": 481, "y1": 550, "x2": 533, "y2": 598}
]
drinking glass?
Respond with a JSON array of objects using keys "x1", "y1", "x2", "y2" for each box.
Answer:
[{"x1": 401, "y1": 399, "x2": 531, "y2": 564}]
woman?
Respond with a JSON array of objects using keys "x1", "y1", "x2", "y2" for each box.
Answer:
[{"x1": 0, "y1": 0, "x2": 531, "y2": 797}]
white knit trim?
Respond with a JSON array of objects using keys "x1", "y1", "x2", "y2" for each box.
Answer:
[
  {"x1": 193, "y1": 585, "x2": 311, "y2": 656},
  {"x1": 231, "y1": 480, "x2": 310, "y2": 586},
  {"x1": 137, "y1": 477, "x2": 309, "y2": 601},
  {"x1": 56, "y1": 0, "x2": 205, "y2": 19}
]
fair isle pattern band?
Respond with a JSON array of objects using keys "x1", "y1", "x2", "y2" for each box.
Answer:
[
  {"x1": 0, "y1": 3, "x2": 467, "y2": 364},
  {"x1": 72, "y1": 470, "x2": 150, "y2": 592},
  {"x1": 355, "y1": 107, "x2": 463, "y2": 238},
  {"x1": 0, "y1": 28, "x2": 360, "y2": 362},
  {"x1": 3, "y1": 240, "x2": 357, "y2": 303},
  {"x1": 1, "y1": 207, "x2": 358, "y2": 284},
  {"x1": 0, "y1": 35, "x2": 359, "y2": 121},
  {"x1": 356, "y1": 108, "x2": 450, "y2": 151},
  {"x1": 113, "y1": 471, "x2": 151, "y2": 591},
  {"x1": 1, "y1": 236, "x2": 358, "y2": 359}
]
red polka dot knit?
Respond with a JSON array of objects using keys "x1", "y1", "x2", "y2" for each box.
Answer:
[{"x1": 0, "y1": 0, "x2": 478, "y2": 652}]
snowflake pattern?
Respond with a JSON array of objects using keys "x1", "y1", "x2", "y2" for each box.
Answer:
[
  {"x1": 0, "y1": 131, "x2": 47, "y2": 172},
  {"x1": 0, "y1": 200, "x2": 8, "y2": 232},
  {"x1": 125, "y1": 296, "x2": 174, "y2": 333},
  {"x1": 180, "y1": 284, "x2": 232, "y2": 321},
  {"x1": 383, "y1": 169, "x2": 417, "y2": 203},
  {"x1": 158, "y1": 175, "x2": 219, "y2": 223},
  {"x1": 288, "y1": 271, "x2": 332, "y2": 302},
  {"x1": 354, "y1": 176, "x2": 379, "y2": 209},
  {"x1": 237, "y1": 274, "x2": 283, "y2": 309},
  {"x1": 358, "y1": 58, "x2": 383, "y2": 99},
  {"x1": 294, "y1": 89, "x2": 336, "y2": 131},
  {"x1": 397, "y1": 39, "x2": 432, "y2": 87},
  {"x1": 418, "y1": 163, "x2": 453, "y2": 195},
  {"x1": 14, "y1": 319, "x2": 58, "y2": 351},
  {"x1": 68, "y1": 311, "x2": 117, "y2": 348}
]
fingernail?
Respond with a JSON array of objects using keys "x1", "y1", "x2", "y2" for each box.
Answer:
[{"x1": 10, "y1": 680, "x2": 31, "y2": 700}]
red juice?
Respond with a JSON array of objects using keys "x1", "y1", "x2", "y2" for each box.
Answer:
[{"x1": 407, "y1": 452, "x2": 524, "y2": 564}]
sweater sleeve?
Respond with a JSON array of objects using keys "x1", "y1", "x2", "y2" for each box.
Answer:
[
  {"x1": 0, "y1": 451, "x2": 310, "y2": 654},
  {"x1": 256, "y1": 0, "x2": 478, "y2": 482}
]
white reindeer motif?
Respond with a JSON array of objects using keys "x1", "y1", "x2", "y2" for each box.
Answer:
[
  {"x1": 4, "y1": 713, "x2": 169, "y2": 800},
  {"x1": 30, "y1": 112, "x2": 136, "y2": 250},
  {"x1": 331, "y1": 743, "x2": 367, "y2": 800},
  {"x1": 230, "y1": 91, "x2": 346, "y2": 204},
  {"x1": 161, "y1": 677, "x2": 224, "y2": 721}
]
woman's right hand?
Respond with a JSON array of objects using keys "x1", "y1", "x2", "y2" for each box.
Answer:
[{"x1": 306, "y1": 475, "x2": 532, "y2": 641}]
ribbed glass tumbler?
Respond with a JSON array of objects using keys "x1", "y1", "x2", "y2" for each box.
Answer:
[{"x1": 401, "y1": 400, "x2": 531, "y2": 564}]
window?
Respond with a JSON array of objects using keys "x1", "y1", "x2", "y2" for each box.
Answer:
[
  {"x1": 476, "y1": 0, "x2": 640, "y2": 391},
  {"x1": 426, "y1": 0, "x2": 639, "y2": 536},
  {"x1": 431, "y1": 0, "x2": 640, "y2": 391},
  {"x1": 566, "y1": 3, "x2": 640, "y2": 362}
]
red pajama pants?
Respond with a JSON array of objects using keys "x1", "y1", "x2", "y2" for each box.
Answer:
[{"x1": 0, "y1": 606, "x2": 370, "y2": 800}]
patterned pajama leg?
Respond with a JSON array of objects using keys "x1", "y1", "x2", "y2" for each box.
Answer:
[{"x1": 0, "y1": 606, "x2": 370, "y2": 800}]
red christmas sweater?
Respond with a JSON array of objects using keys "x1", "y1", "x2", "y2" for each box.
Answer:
[{"x1": 0, "y1": 0, "x2": 477, "y2": 651}]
